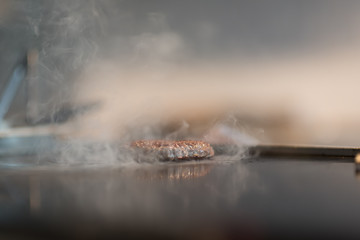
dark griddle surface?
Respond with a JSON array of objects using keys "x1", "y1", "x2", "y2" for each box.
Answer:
[{"x1": 0, "y1": 157, "x2": 359, "y2": 239}]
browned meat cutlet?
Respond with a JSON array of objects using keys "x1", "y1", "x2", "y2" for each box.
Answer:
[{"x1": 131, "y1": 140, "x2": 214, "y2": 161}]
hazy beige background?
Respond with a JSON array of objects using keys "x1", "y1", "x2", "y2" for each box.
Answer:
[{"x1": 2, "y1": 0, "x2": 360, "y2": 146}]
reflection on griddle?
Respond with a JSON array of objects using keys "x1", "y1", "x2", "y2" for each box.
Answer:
[
  {"x1": 0, "y1": 160, "x2": 253, "y2": 239},
  {"x1": 0, "y1": 160, "x2": 249, "y2": 219},
  {"x1": 135, "y1": 163, "x2": 213, "y2": 181}
]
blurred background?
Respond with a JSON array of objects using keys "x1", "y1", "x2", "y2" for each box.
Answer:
[
  {"x1": 2, "y1": 0, "x2": 360, "y2": 146},
  {"x1": 3, "y1": 1, "x2": 360, "y2": 239}
]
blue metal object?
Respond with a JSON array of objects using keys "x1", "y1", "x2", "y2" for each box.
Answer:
[{"x1": 0, "y1": 62, "x2": 27, "y2": 122}]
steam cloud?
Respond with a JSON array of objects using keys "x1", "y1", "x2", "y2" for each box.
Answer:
[
  {"x1": 5, "y1": 0, "x2": 250, "y2": 167},
  {"x1": 8, "y1": 0, "x2": 360, "y2": 166}
]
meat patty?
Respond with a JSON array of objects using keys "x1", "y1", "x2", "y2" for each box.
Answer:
[{"x1": 131, "y1": 140, "x2": 214, "y2": 161}]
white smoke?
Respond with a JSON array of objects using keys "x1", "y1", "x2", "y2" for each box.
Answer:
[{"x1": 8, "y1": 1, "x2": 257, "y2": 167}]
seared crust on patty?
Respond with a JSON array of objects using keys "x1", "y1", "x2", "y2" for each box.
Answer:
[{"x1": 131, "y1": 140, "x2": 214, "y2": 161}]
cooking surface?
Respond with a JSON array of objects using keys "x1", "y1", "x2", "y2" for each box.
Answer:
[{"x1": 1, "y1": 156, "x2": 359, "y2": 239}]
